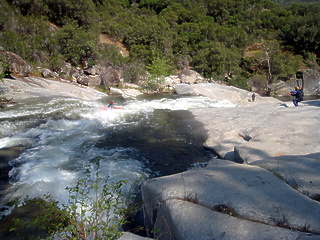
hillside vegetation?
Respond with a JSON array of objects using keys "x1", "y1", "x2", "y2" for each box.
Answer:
[{"x1": 0, "y1": 0, "x2": 319, "y2": 91}]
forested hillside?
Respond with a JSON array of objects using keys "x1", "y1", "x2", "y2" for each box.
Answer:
[
  {"x1": 0, "y1": 0, "x2": 319, "y2": 92},
  {"x1": 272, "y1": 0, "x2": 320, "y2": 5}
]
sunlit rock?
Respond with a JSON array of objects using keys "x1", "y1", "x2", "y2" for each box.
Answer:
[
  {"x1": 0, "y1": 49, "x2": 33, "y2": 77},
  {"x1": 190, "y1": 101, "x2": 320, "y2": 162},
  {"x1": 119, "y1": 232, "x2": 153, "y2": 240},
  {"x1": 77, "y1": 75, "x2": 102, "y2": 86},
  {"x1": 1, "y1": 76, "x2": 106, "y2": 101},
  {"x1": 251, "y1": 153, "x2": 320, "y2": 199},
  {"x1": 122, "y1": 88, "x2": 144, "y2": 99},
  {"x1": 178, "y1": 69, "x2": 205, "y2": 84},
  {"x1": 142, "y1": 159, "x2": 320, "y2": 239},
  {"x1": 271, "y1": 69, "x2": 320, "y2": 96},
  {"x1": 37, "y1": 68, "x2": 59, "y2": 79},
  {"x1": 174, "y1": 83, "x2": 271, "y2": 103}
]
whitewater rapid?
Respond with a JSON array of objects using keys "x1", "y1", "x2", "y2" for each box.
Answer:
[{"x1": 0, "y1": 95, "x2": 235, "y2": 216}]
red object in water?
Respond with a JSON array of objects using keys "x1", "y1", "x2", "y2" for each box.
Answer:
[{"x1": 101, "y1": 106, "x2": 122, "y2": 111}]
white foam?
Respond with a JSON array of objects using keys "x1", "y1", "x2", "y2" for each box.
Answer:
[
  {"x1": 1, "y1": 95, "x2": 234, "y2": 216},
  {"x1": 0, "y1": 137, "x2": 33, "y2": 149},
  {"x1": 122, "y1": 96, "x2": 235, "y2": 111}
]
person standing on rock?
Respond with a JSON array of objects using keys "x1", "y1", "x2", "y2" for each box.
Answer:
[
  {"x1": 251, "y1": 93, "x2": 256, "y2": 102},
  {"x1": 288, "y1": 87, "x2": 303, "y2": 106}
]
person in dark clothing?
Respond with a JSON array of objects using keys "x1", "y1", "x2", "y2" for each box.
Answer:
[
  {"x1": 251, "y1": 93, "x2": 256, "y2": 102},
  {"x1": 288, "y1": 87, "x2": 303, "y2": 106}
]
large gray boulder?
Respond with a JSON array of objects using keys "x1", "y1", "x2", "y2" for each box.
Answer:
[
  {"x1": 189, "y1": 100, "x2": 320, "y2": 163},
  {"x1": 118, "y1": 232, "x2": 152, "y2": 240},
  {"x1": 285, "y1": 69, "x2": 320, "y2": 96},
  {"x1": 37, "y1": 67, "x2": 59, "y2": 79},
  {"x1": 142, "y1": 159, "x2": 320, "y2": 239},
  {"x1": 178, "y1": 69, "x2": 205, "y2": 84},
  {"x1": 251, "y1": 153, "x2": 320, "y2": 199},
  {"x1": 76, "y1": 75, "x2": 102, "y2": 87},
  {"x1": 0, "y1": 76, "x2": 106, "y2": 101},
  {"x1": 99, "y1": 65, "x2": 121, "y2": 87},
  {"x1": 154, "y1": 199, "x2": 320, "y2": 240},
  {"x1": 140, "y1": 87, "x2": 320, "y2": 239},
  {"x1": 0, "y1": 49, "x2": 33, "y2": 77},
  {"x1": 174, "y1": 83, "x2": 279, "y2": 103},
  {"x1": 109, "y1": 87, "x2": 144, "y2": 99}
]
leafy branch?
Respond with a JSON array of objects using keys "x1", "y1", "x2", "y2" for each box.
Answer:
[{"x1": 11, "y1": 162, "x2": 130, "y2": 240}]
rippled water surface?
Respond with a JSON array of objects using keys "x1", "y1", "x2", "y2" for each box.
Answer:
[{"x1": 0, "y1": 95, "x2": 235, "y2": 216}]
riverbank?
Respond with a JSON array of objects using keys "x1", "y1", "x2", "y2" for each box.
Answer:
[
  {"x1": 141, "y1": 84, "x2": 320, "y2": 239},
  {"x1": 192, "y1": 100, "x2": 320, "y2": 161},
  {"x1": 0, "y1": 76, "x2": 106, "y2": 102}
]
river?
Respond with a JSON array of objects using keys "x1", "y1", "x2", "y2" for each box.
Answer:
[{"x1": 0, "y1": 95, "x2": 235, "y2": 218}]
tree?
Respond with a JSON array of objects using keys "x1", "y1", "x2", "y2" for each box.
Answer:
[
  {"x1": 243, "y1": 40, "x2": 303, "y2": 94},
  {"x1": 280, "y1": 3, "x2": 320, "y2": 58},
  {"x1": 192, "y1": 41, "x2": 242, "y2": 79},
  {"x1": 145, "y1": 57, "x2": 173, "y2": 90},
  {"x1": 45, "y1": 0, "x2": 99, "y2": 30},
  {"x1": 56, "y1": 22, "x2": 98, "y2": 66}
]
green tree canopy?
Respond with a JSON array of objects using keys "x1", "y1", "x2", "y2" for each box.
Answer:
[{"x1": 1, "y1": 0, "x2": 319, "y2": 88}]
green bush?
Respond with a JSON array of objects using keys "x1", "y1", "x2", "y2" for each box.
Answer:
[
  {"x1": 11, "y1": 163, "x2": 129, "y2": 240},
  {"x1": 145, "y1": 57, "x2": 173, "y2": 90},
  {"x1": 122, "y1": 61, "x2": 147, "y2": 84},
  {"x1": 0, "y1": 52, "x2": 10, "y2": 79},
  {"x1": 56, "y1": 22, "x2": 99, "y2": 66}
]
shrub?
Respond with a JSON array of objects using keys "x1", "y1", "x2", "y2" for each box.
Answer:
[
  {"x1": 145, "y1": 57, "x2": 172, "y2": 90},
  {"x1": 56, "y1": 22, "x2": 99, "y2": 66},
  {"x1": 11, "y1": 163, "x2": 129, "y2": 240},
  {"x1": 0, "y1": 52, "x2": 10, "y2": 79}
]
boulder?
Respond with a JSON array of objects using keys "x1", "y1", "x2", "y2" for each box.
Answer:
[
  {"x1": 83, "y1": 66, "x2": 98, "y2": 75},
  {"x1": 118, "y1": 232, "x2": 152, "y2": 240},
  {"x1": 164, "y1": 75, "x2": 181, "y2": 86},
  {"x1": 70, "y1": 67, "x2": 82, "y2": 83},
  {"x1": 77, "y1": 75, "x2": 102, "y2": 86},
  {"x1": 268, "y1": 69, "x2": 320, "y2": 97},
  {"x1": 142, "y1": 159, "x2": 320, "y2": 239},
  {"x1": 174, "y1": 83, "x2": 278, "y2": 103},
  {"x1": 56, "y1": 63, "x2": 116, "y2": 88},
  {"x1": 154, "y1": 200, "x2": 320, "y2": 240},
  {"x1": 178, "y1": 69, "x2": 205, "y2": 84},
  {"x1": 285, "y1": 69, "x2": 320, "y2": 96},
  {"x1": 251, "y1": 153, "x2": 320, "y2": 199},
  {"x1": 124, "y1": 83, "x2": 140, "y2": 89},
  {"x1": 122, "y1": 88, "x2": 144, "y2": 99},
  {"x1": 109, "y1": 87, "x2": 144, "y2": 99},
  {"x1": 302, "y1": 69, "x2": 320, "y2": 95},
  {"x1": 109, "y1": 87, "x2": 124, "y2": 95},
  {"x1": 269, "y1": 80, "x2": 292, "y2": 96},
  {"x1": 37, "y1": 68, "x2": 59, "y2": 79},
  {"x1": 0, "y1": 76, "x2": 106, "y2": 101},
  {"x1": 0, "y1": 49, "x2": 33, "y2": 77},
  {"x1": 164, "y1": 76, "x2": 174, "y2": 86},
  {"x1": 99, "y1": 66, "x2": 121, "y2": 87},
  {"x1": 189, "y1": 100, "x2": 320, "y2": 162}
]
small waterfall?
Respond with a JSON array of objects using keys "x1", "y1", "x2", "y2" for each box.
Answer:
[{"x1": 0, "y1": 95, "x2": 235, "y2": 217}]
